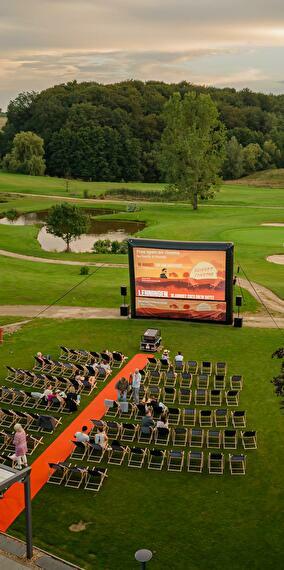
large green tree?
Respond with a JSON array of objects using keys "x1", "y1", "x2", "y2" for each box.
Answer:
[
  {"x1": 46, "y1": 203, "x2": 88, "y2": 252},
  {"x1": 223, "y1": 136, "x2": 244, "y2": 179},
  {"x1": 2, "y1": 131, "x2": 46, "y2": 175},
  {"x1": 159, "y1": 91, "x2": 226, "y2": 209}
]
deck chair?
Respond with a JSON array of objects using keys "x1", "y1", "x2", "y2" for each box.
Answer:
[
  {"x1": 121, "y1": 423, "x2": 138, "y2": 442},
  {"x1": 180, "y1": 372, "x2": 192, "y2": 388},
  {"x1": 0, "y1": 387, "x2": 16, "y2": 404},
  {"x1": 60, "y1": 346, "x2": 72, "y2": 360},
  {"x1": 88, "y1": 442, "x2": 106, "y2": 463},
  {"x1": 229, "y1": 454, "x2": 246, "y2": 475},
  {"x1": 164, "y1": 371, "x2": 177, "y2": 387},
  {"x1": 214, "y1": 408, "x2": 228, "y2": 427},
  {"x1": 215, "y1": 362, "x2": 227, "y2": 375},
  {"x1": 201, "y1": 361, "x2": 212, "y2": 375},
  {"x1": 172, "y1": 427, "x2": 188, "y2": 447},
  {"x1": 105, "y1": 420, "x2": 121, "y2": 439},
  {"x1": 209, "y1": 390, "x2": 222, "y2": 407},
  {"x1": 230, "y1": 375, "x2": 243, "y2": 390},
  {"x1": 65, "y1": 466, "x2": 87, "y2": 488},
  {"x1": 148, "y1": 385, "x2": 161, "y2": 400},
  {"x1": 223, "y1": 430, "x2": 238, "y2": 449},
  {"x1": 241, "y1": 430, "x2": 257, "y2": 449},
  {"x1": 38, "y1": 414, "x2": 60, "y2": 433},
  {"x1": 48, "y1": 462, "x2": 70, "y2": 485},
  {"x1": 182, "y1": 408, "x2": 196, "y2": 427},
  {"x1": 147, "y1": 448, "x2": 166, "y2": 470},
  {"x1": 148, "y1": 370, "x2": 162, "y2": 386},
  {"x1": 174, "y1": 361, "x2": 184, "y2": 374},
  {"x1": 28, "y1": 413, "x2": 41, "y2": 432},
  {"x1": 214, "y1": 374, "x2": 226, "y2": 390},
  {"x1": 207, "y1": 429, "x2": 222, "y2": 449},
  {"x1": 167, "y1": 450, "x2": 184, "y2": 472},
  {"x1": 26, "y1": 434, "x2": 43, "y2": 455},
  {"x1": 178, "y1": 388, "x2": 192, "y2": 405},
  {"x1": 147, "y1": 357, "x2": 158, "y2": 370},
  {"x1": 137, "y1": 426, "x2": 153, "y2": 444},
  {"x1": 189, "y1": 428, "x2": 204, "y2": 448},
  {"x1": 84, "y1": 467, "x2": 108, "y2": 491},
  {"x1": 16, "y1": 410, "x2": 33, "y2": 429},
  {"x1": 187, "y1": 361, "x2": 198, "y2": 375},
  {"x1": 0, "y1": 409, "x2": 18, "y2": 429},
  {"x1": 104, "y1": 400, "x2": 119, "y2": 418},
  {"x1": 112, "y1": 352, "x2": 126, "y2": 368},
  {"x1": 34, "y1": 396, "x2": 49, "y2": 412},
  {"x1": 167, "y1": 407, "x2": 181, "y2": 425},
  {"x1": 231, "y1": 410, "x2": 246, "y2": 429},
  {"x1": 70, "y1": 441, "x2": 88, "y2": 461},
  {"x1": 208, "y1": 453, "x2": 224, "y2": 474},
  {"x1": 108, "y1": 440, "x2": 129, "y2": 465},
  {"x1": 195, "y1": 389, "x2": 208, "y2": 406},
  {"x1": 135, "y1": 403, "x2": 147, "y2": 420},
  {"x1": 97, "y1": 367, "x2": 111, "y2": 382},
  {"x1": 163, "y1": 387, "x2": 176, "y2": 405},
  {"x1": 197, "y1": 374, "x2": 209, "y2": 389},
  {"x1": 5, "y1": 366, "x2": 25, "y2": 383},
  {"x1": 154, "y1": 427, "x2": 170, "y2": 446},
  {"x1": 13, "y1": 389, "x2": 29, "y2": 407},
  {"x1": 187, "y1": 451, "x2": 204, "y2": 473},
  {"x1": 199, "y1": 410, "x2": 213, "y2": 428},
  {"x1": 118, "y1": 402, "x2": 135, "y2": 420},
  {"x1": 128, "y1": 447, "x2": 147, "y2": 468},
  {"x1": 160, "y1": 359, "x2": 170, "y2": 373},
  {"x1": 225, "y1": 390, "x2": 239, "y2": 407}
]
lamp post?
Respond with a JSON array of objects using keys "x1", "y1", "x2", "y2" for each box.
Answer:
[{"x1": 135, "y1": 549, "x2": 153, "y2": 569}]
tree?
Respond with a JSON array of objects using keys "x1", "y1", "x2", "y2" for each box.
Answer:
[
  {"x1": 46, "y1": 203, "x2": 88, "y2": 252},
  {"x1": 242, "y1": 143, "x2": 262, "y2": 175},
  {"x1": 3, "y1": 131, "x2": 46, "y2": 175},
  {"x1": 159, "y1": 91, "x2": 226, "y2": 209},
  {"x1": 223, "y1": 136, "x2": 244, "y2": 179}
]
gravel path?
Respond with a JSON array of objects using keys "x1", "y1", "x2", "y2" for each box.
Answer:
[{"x1": 0, "y1": 249, "x2": 127, "y2": 267}]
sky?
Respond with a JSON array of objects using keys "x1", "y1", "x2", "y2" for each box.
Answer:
[{"x1": 0, "y1": 0, "x2": 284, "y2": 109}]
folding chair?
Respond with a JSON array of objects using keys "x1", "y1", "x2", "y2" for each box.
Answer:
[
  {"x1": 16, "y1": 411, "x2": 33, "y2": 429},
  {"x1": 108, "y1": 440, "x2": 129, "y2": 465},
  {"x1": 13, "y1": 390, "x2": 29, "y2": 407},
  {"x1": 112, "y1": 352, "x2": 126, "y2": 368},
  {"x1": 187, "y1": 451, "x2": 204, "y2": 473},
  {"x1": 5, "y1": 366, "x2": 25, "y2": 383},
  {"x1": 207, "y1": 429, "x2": 222, "y2": 449},
  {"x1": 148, "y1": 370, "x2": 162, "y2": 386},
  {"x1": 231, "y1": 410, "x2": 246, "y2": 429},
  {"x1": 241, "y1": 431, "x2": 257, "y2": 449},
  {"x1": 226, "y1": 390, "x2": 239, "y2": 407},
  {"x1": 121, "y1": 423, "x2": 138, "y2": 442},
  {"x1": 84, "y1": 467, "x2": 108, "y2": 491},
  {"x1": 209, "y1": 390, "x2": 222, "y2": 407},
  {"x1": 0, "y1": 409, "x2": 18, "y2": 429},
  {"x1": 105, "y1": 421, "x2": 122, "y2": 439},
  {"x1": 88, "y1": 442, "x2": 106, "y2": 463},
  {"x1": 199, "y1": 410, "x2": 213, "y2": 428},
  {"x1": 208, "y1": 453, "x2": 224, "y2": 474},
  {"x1": 104, "y1": 400, "x2": 119, "y2": 419},
  {"x1": 223, "y1": 430, "x2": 238, "y2": 449},
  {"x1": 0, "y1": 387, "x2": 16, "y2": 404},
  {"x1": 147, "y1": 448, "x2": 166, "y2": 470},
  {"x1": 201, "y1": 361, "x2": 212, "y2": 375},
  {"x1": 178, "y1": 388, "x2": 192, "y2": 405},
  {"x1": 118, "y1": 402, "x2": 135, "y2": 420},
  {"x1": 215, "y1": 362, "x2": 227, "y2": 376},
  {"x1": 214, "y1": 375, "x2": 226, "y2": 390},
  {"x1": 160, "y1": 359, "x2": 170, "y2": 373},
  {"x1": 148, "y1": 385, "x2": 161, "y2": 400},
  {"x1": 167, "y1": 407, "x2": 181, "y2": 425},
  {"x1": 154, "y1": 427, "x2": 170, "y2": 446},
  {"x1": 187, "y1": 361, "x2": 198, "y2": 375},
  {"x1": 197, "y1": 374, "x2": 209, "y2": 389},
  {"x1": 167, "y1": 450, "x2": 184, "y2": 472},
  {"x1": 97, "y1": 367, "x2": 110, "y2": 382},
  {"x1": 28, "y1": 413, "x2": 41, "y2": 432},
  {"x1": 135, "y1": 403, "x2": 147, "y2": 420},
  {"x1": 172, "y1": 427, "x2": 188, "y2": 447},
  {"x1": 34, "y1": 396, "x2": 49, "y2": 412},
  {"x1": 214, "y1": 408, "x2": 228, "y2": 427},
  {"x1": 195, "y1": 389, "x2": 208, "y2": 406},
  {"x1": 48, "y1": 462, "x2": 70, "y2": 485},
  {"x1": 182, "y1": 408, "x2": 196, "y2": 427},
  {"x1": 230, "y1": 375, "x2": 243, "y2": 390},
  {"x1": 137, "y1": 427, "x2": 153, "y2": 444},
  {"x1": 229, "y1": 454, "x2": 246, "y2": 475},
  {"x1": 189, "y1": 428, "x2": 204, "y2": 448},
  {"x1": 163, "y1": 387, "x2": 176, "y2": 405},
  {"x1": 26, "y1": 434, "x2": 43, "y2": 455},
  {"x1": 180, "y1": 372, "x2": 192, "y2": 388},
  {"x1": 147, "y1": 357, "x2": 158, "y2": 370},
  {"x1": 164, "y1": 371, "x2": 177, "y2": 388},
  {"x1": 70, "y1": 441, "x2": 87, "y2": 461},
  {"x1": 65, "y1": 466, "x2": 87, "y2": 488},
  {"x1": 174, "y1": 361, "x2": 184, "y2": 374},
  {"x1": 60, "y1": 346, "x2": 72, "y2": 360},
  {"x1": 128, "y1": 447, "x2": 147, "y2": 468}
]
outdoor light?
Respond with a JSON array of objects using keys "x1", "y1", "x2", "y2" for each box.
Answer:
[{"x1": 135, "y1": 549, "x2": 153, "y2": 569}]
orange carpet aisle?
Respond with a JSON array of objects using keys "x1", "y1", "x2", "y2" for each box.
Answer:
[{"x1": 0, "y1": 353, "x2": 149, "y2": 532}]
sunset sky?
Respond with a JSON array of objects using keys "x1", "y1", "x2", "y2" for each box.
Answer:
[{"x1": 0, "y1": 0, "x2": 284, "y2": 109}]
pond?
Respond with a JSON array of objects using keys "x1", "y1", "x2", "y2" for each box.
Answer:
[{"x1": 0, "y1": 209, "x2": 145, "y2": 252}]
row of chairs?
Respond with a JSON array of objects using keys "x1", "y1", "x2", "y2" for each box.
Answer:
[
  {"x1": 0, "y1": 408, "x2": 61, "y2": 433},
  {"x1": 132, "y1": 387, "x2": 240, "y2": 407},
  {"x1": 60, "y1": 346, "x2": 126, "y2": 368},
  {"x1": 145, "y1": 370, "x2": 243, "y2": 391},
  {"x1": 0, "y1": 430, "x2": 43, "y2": 456},
  {"x1": 33, "y1": 357, "x2": 111, "y2": 383},
  {"x1": 5, "y1": 368, "x2": 97, "y2": 396},
  {"x1": 147, "y1": 358, "x2": 227, "y2": 377},
  {"x1": 48, "y1": 462, "x2": 108, "y2": 491},
  {"x1": 0, "y1": 388, "x2": 73, "y2": 414}
]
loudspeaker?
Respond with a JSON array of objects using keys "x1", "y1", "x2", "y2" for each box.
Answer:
[
  {"x1": 234, "y1": 317, "x2": 243, "y2": 328},
  {"x1": 120, "y1": 286, "x2": 127, "y2": 297},
  {"x1": 120, "y1": 304, "x2": 129, "y2": 316},
  {"x1": 236, "y1": 295, "x2": 242, "y2": 307}
]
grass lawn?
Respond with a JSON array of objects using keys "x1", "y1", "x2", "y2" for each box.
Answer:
[{"x1": 0, "y1": 318, "x2": 282, "y2": 569}]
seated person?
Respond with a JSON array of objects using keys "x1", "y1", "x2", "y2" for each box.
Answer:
[
  {"x1": 99, "y1": 360, "x2": 111, "y2": 372},
  {"x1": 101, "y1": 349, "x2": 113, "y2": 363},
  {"x1": 145, "y1": 397, "x2": 168, "y2": 417},
  {"x1": 94, "y1": 426, "x2": 109, "y2": 449},
  {"x1": 141, "y1": 409, "x2": 155, "y2": 434},
  {"x1": 156, "y1": 412, "x2": 169, "y2": 429},
  {"x1": 174, "y1": 351, "x2": 184, "y2": 363},
  {"x1": 54, "y1": 389, "x2": 67, "y2": 406},
  {"x1": 161, "y1": 349, "x2": 170, "y2": 365},
  {"x1": 66, "y1": 387, "x2": 80, "y2": 412},
  {"x1": 74, "y1": 425, "x2": 90, "y2": 443}
]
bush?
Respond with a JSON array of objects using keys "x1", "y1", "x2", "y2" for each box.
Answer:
[
  {"x1": 80, "y1": 266, "x2": 90, "y2": 275},
  {"x1": 93, "y1": 239, "x2": 128, "y2": 254},
  {"x1": 3, "y1": 208, "x2": 19, "y2": 221},
  {"x1": 83, "y1": 190, "x2": 89, "y2": 199}
]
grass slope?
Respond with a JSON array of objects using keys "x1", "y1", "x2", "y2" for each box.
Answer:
[
  {"x1": 229, "y1": 169, "x2": 284, "y2": 188},
  {"x1": 0, "y1": 318, "x2": 282, "y2": 570}
]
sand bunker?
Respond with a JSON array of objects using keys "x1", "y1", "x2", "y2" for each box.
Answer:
[
  {"x1": 266, "y1": 255, "x2": 284, "y2": 265},
  {"x1": 262, "y1": 223, "x2": 284, "y2": 227}
]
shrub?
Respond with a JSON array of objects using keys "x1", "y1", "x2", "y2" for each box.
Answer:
[
  {"x1": 4, "y1": 208, "x2": 19, "y2": 221},
  {"x1": 80, "y1": 266, "x2": 90, "y2": 275}
]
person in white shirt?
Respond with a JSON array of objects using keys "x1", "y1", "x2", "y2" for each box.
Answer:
[
  {"x1": 174, "y1": 352, "x2": 184, "y2": 363},
  {"x1": 94, "y1": 427, "x2": 109, "y2": 449},
  {"x1": 74, "y1": 425, "x2": 89, "y2": 443},
  {"x1": 131, "y1": 369, "x2": 141, "y2": 404}
]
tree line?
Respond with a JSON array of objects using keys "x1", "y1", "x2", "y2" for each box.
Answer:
[{"x1": 0, "y1": 79, "x2": 283, "y2": 182}]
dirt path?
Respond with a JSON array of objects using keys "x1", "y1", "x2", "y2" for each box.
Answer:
[
  {"x1": 237, "y1": 277, "x2": 284, "y2": 314},
  {"x1": 266, "y1": 255, "x2": 284, "y2": 265},
  {"x1": 0, "y1": 249, "x2": 128, "y2": 267}
]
